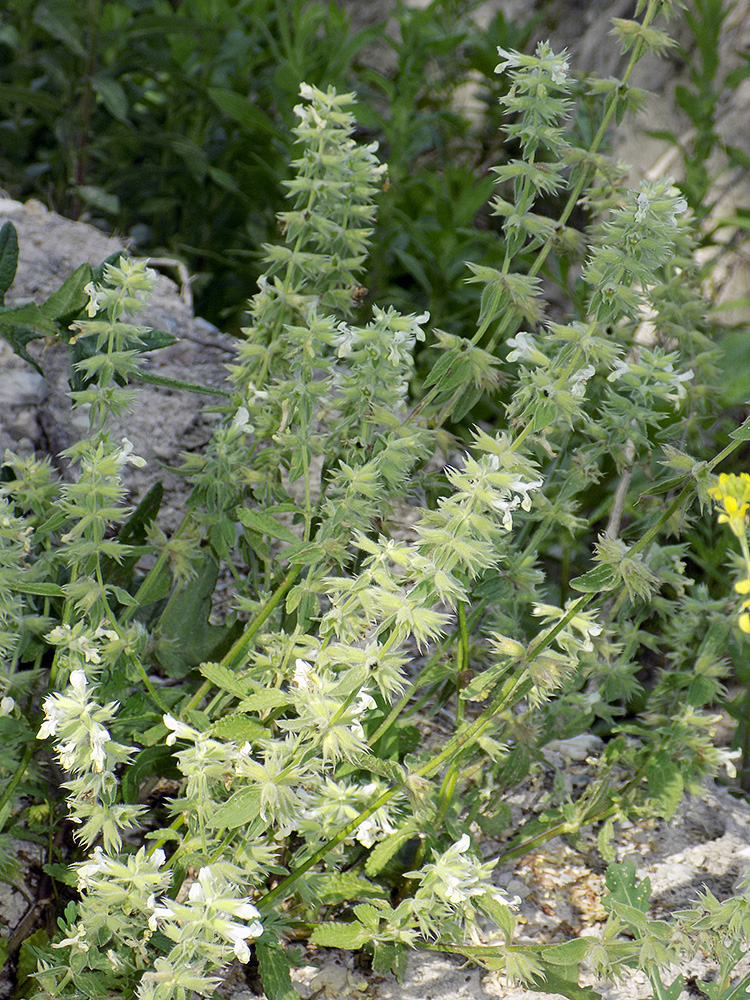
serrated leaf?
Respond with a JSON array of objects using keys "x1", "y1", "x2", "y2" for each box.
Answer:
[
  {"x1": 314, "y1": 873, "x2": 387, "y2": 903},
  {"x1": 603, "y1": 860, "x2": 651, "y2": 914},
  {"x1": 372, "y1": 941, "x2": 408, "y2": 980},
  {"x1": 354, "y1": 752, "x2": 405, "y2": 785},
  {"x1": 237, "y1": 508, "x2": 299, "y2": 543},
  {"x1": 309, "y1": 921, "x2": 370, "y2": 949},
  {"x1": 42, "y1": 862, "x2": 76, "y2": 886},
  {"x1": 237, "y1": 690, "x2": 290, "y2": 712},
  {"x1": 207, "y1": 786, "x2": 261, "y2": 829},
  {"x1": 0, "y1": 221, "x2": 19, "y2": 303},
  {"x1": 646, "y1": 750, "x2": 683, "y2": 819},
  {"x1": 199, "y1": 661, "x2": 254, "y2": 700},
  {"x1": 537, "y1": 939, "x2": 592, "y2": 965},
  {"x1": 569, "y1": 564, "x2": 619, "y2": 593},
  {"x1": 255, "y1": 940, "x2": 299, "y2": 1000},
  {"x1": 211, "y1": 713, "x2": 268, "y2": 743}
]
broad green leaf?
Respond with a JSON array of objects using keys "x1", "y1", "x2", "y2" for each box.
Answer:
[
  {"x1": 255, "y1": 940, "x2": 299, "y2": 1000},
  {"x1": 365, "y1": 825, "x2": 418, "y2": 876},
  {"x1": 199, "y1": 662, "x2": 255, "y2": 700},
  {"x1": 603, "y1": 860, "x2": 651, "y2": 914},
  {"x1": 372, "y1": 941, "x2": 408, "y2": 980},
  {"x1": 237, "y1": 508, "x2": 299, "y2": 543},
  {"x1": 729, "y1": 416, "x2": 750, "y2": 440},
  {"x1": 0, "y1": 222, "x2": 19, "y2": 303},
  {"x1": 76, "y1": 185, "x2": 120, "y2": 215},
  {"x1": 569, "y1": 564, "x2": 619, "y2": 593},
  {"x1": 207, "y1": 786, "x2": 261, "y2": 829},
  {"x1": 528, "y1": 969, "x2": 602, "y2": 1000},
  {"x1": 537, "y1": 939, "x2": 592, "y2": 965},
  {"x1": 208, "y1": 88, "x2": 279, "y2": 135},
  {"x1": 211, "y1": 713, "x2": 268, "y2": 743},
  {"x1": 42, "y1": 862, "x2": 77, "y2": 887},
  {"x1": 91, "y1": 75, "x2": 130, "y2": 123},
  {"x1": 33, "y1": 1, "x2": 87, "y2": 56},
  {"x1": 309, "y1": 921, "x2": 370, "y2": 949},
  {"x1": 154, "y1": 557, "x2": 244, "y2": 678},
  {"x1": 0, "y1": 302, "x2": 58, "y2": 335},
  {"x1": 121, "y1": 745, "x2": 181, "y2": 804},
  {"x1": 238, "y1": 690, "x2": 290, "y2": 713},
  {"x1": 313, "y1": 873, "x2": 387, "y2": 903},
  {"x1": 38, "y1": 263, "x2": 91, "y2": 323},
  {"x1": 646, "y1": 751, "x2": 683, "y2": 819}
]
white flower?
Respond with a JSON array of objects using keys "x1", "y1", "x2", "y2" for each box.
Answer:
[
  {"x1": 293, "y1": 658, "x2": 315, "y2": 690},
  {"x1": 83, "y1": 281, "x2": 103, "y2": 318},
  {"x1": 231, "y1": 406, "x2": 252, "y2": 433},
  {"x1": 0, "y1": 696, "x2": 15, "y2": 716},
  {"x1": 607, "y1": 358, "x2": 631, "y2": 382},
  {"x1": 570, "y1": 365, "x2": 595, "y2": 397},
  {"x1": 635, "y1": 190, "x2": 651, "y2": 223},
  {"x1": 163, "y1": 713, "x2": 201, "y2": 745},
  {"x1": 70, "y1": 669, "x2": 89, "y2": 694},
  {"x1": 299, "y1": 82, "x2": 315, "y2": 100},
  {"x1": 115, "y1": 437, "x2": 146, "y2": 469}
]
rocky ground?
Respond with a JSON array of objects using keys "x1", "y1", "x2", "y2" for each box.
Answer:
[{"x1": 2, "y1": 1, "x2": 750, "y2": 998}]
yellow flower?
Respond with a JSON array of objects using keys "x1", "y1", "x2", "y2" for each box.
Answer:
[{"x1": 708, "y1": 472, "x2": 750, "y2": 538}]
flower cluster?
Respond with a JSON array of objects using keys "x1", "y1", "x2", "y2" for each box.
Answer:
[{"x1": 37, "y1": 662, "x2": 143, "y2": 852}]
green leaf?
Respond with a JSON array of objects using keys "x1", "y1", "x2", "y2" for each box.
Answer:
[
  {"x1": 130, "y1": 367, "x2": 230, "y2": 397},
  {"x1": 42, "y1": 862, "x2": 76, "y2": 886},
  {"x1": 730, "y1": 416, "x2": 750, "y2": 440},
  {"x1": 199, "y1": 661, "x2": 254, "y2": 700},
  {"x1": 211, "y1": 713, "x2": 268, "y2": 743},
  {"x1": 569, "y1": 564, "x2": 619, "y2": 593},
  {"x1": 603, "y1": 860, "x2": 651, "y2": 914},
  {"x1": 121, "y1": 745, "x2": 181, "y2": 804},
  {"x1": 76, "y1": 185, "x2": 120, "y2": 215},
  {"x1": 537, "y1": 939, "x2": 592, "y2": 966},
  {"x1": 0, "y1": 302, "x2": 58, "y2": 336},
  {"x1": 237, "y1": 507, "x2": 299, "y2": 543},
  {"x1": 372, "y1": 941, "x2": 408, "y2": 979},
  {"x1": 237, "y1": 690, "x2": 290, "y2": 712},
  {"x1": 33, "y1": 1, "x2": 87, "y2": 56},
  {"x1": 314, "y1": 872, "x2": 387, "y2": 903},
  {"x1": 91, "y1": 75, "x2": 130, "y2": 123},
  {"x1": 309, "y1": 921, "x2": 370, "y2": 949},
  {"x1": 154, "y1": 557, "x2": 244, "y2": 677},
  {"x1": 528, "y1": 969, "x2": 602, "y2": 1000},
  {"x1": 255, "y1": 940, "x2": 300, "y2": 1000},
  {"x1": 13, "y1": 581, "x2": 64, "y2": 597},
  {"x1": 208, "y1": 88, "x2": 279, "y2": 136},
  {"x1": 646, "y1": 750, "x2": 683, "y2": 819},
  {"x1": 0, "y1": 221, "x2": 19, "y2": 304},
  {"x1": 38, "y1": 263, "x2": 92, "y2": 323},
  {"x1": 365, "y1": 825, "x2": 418, "y2": 876},
  {"x1": 207, "y1": 786, "x2": 261, "y2": 829}
]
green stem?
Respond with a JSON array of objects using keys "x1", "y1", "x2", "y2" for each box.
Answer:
[{"x1": 181, "y1": 565, "x2": 302, "y2": 716}]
